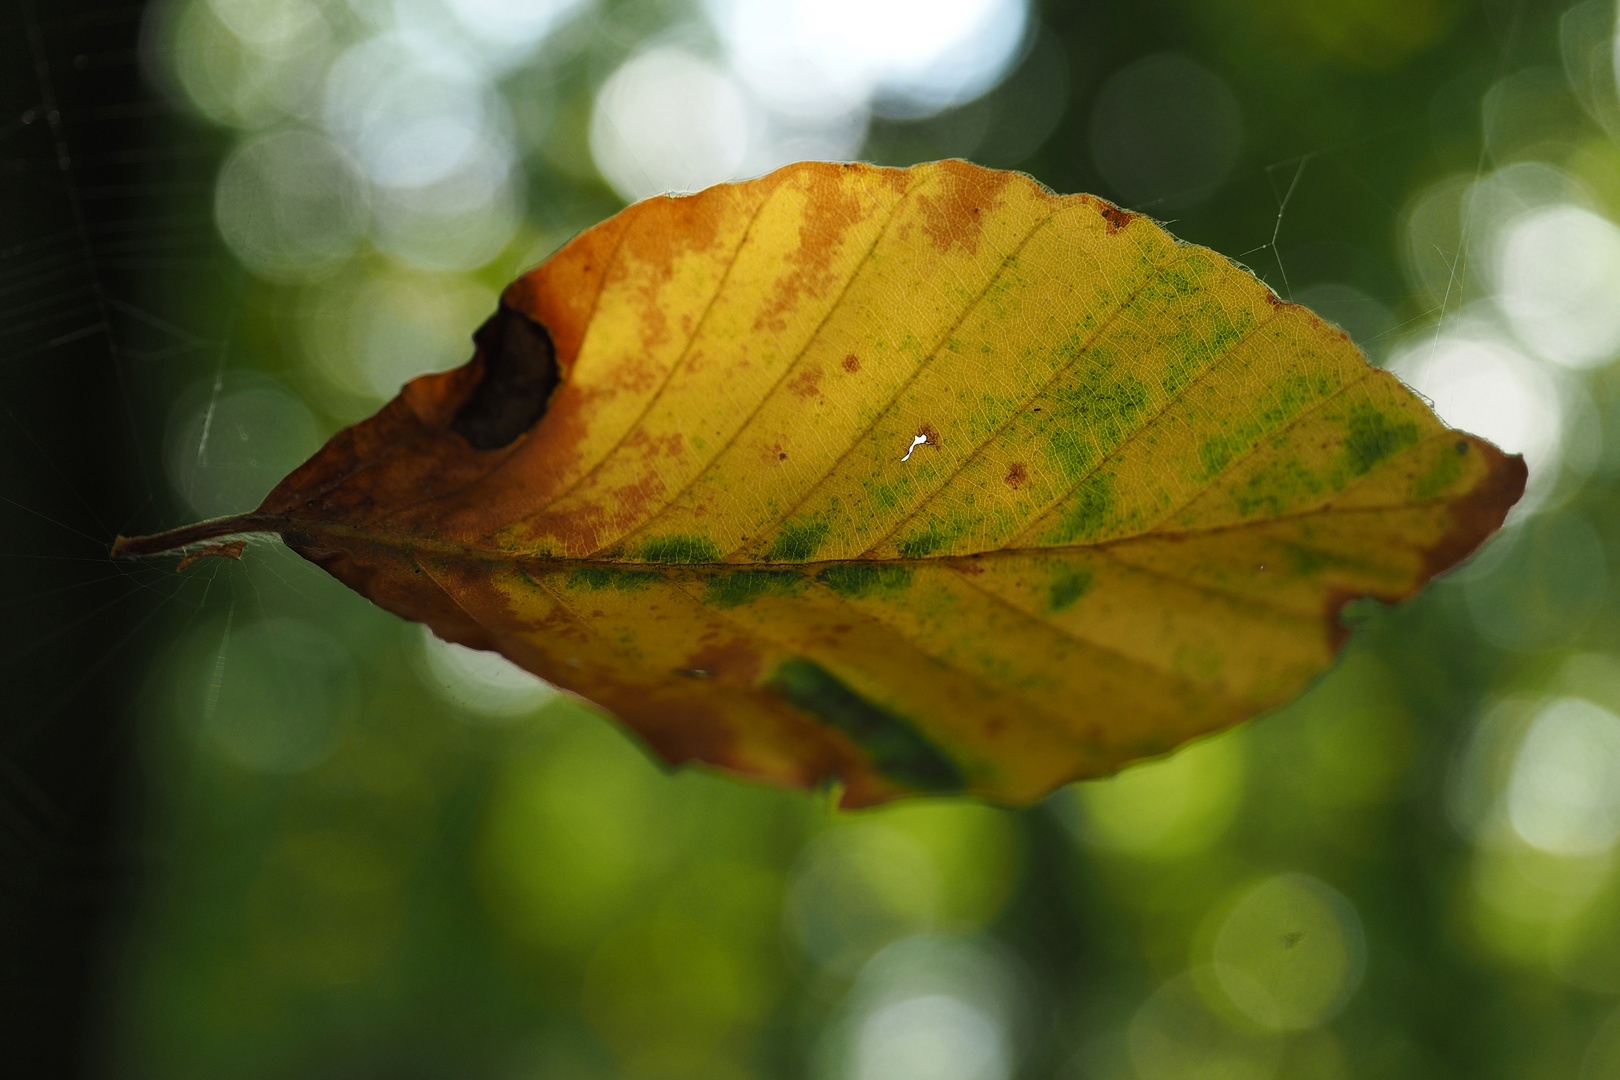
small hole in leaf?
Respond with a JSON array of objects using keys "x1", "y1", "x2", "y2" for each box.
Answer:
[{"x1": 452, "y1": 301, "x2": 559, "y2": 450}]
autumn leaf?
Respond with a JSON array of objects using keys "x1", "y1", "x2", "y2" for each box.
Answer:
[{"x1": 115, "y1": 160, "x2": 1524, "y2": 808}]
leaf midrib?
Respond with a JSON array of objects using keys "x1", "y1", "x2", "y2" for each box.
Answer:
[{"x1": 262, "y1": 482, "x2": 1454, "y2": 568}]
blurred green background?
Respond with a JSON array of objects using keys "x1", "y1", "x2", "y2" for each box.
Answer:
[{"x1": 7, "y1": 0, "x2": 1620, "y2": 1076}]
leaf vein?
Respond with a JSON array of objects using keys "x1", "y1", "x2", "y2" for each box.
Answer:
[
  {"x1": 727, "y1": 204, "x2": 1064, "y2": 558},
  {"x1": 1007, "y1": 306, "x2": 1283, "y2": 546},
  {"x1": 858, "y1": 239, "x2": 1187, "y2": 554},
  {"x1": 592, "y1": 175, "x2": 923, "y2": 552},
  {"x1": 521, "y1": 187, "x2": 781, "y2": 518},
  {"x1": 940, "y1": 561, "x2": 1240, "y2": 701},
  {"x1": 1141, "y1": 366, "x2": 1376, "y2": 534}
]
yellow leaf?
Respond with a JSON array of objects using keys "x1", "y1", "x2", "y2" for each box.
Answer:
[{"x1": 115, "y1": 160, "x2": 1524, "y2": 808}]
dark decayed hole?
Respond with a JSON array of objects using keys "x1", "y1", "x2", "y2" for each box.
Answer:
[{"x1": 451, "y1": 301, "x2": 560, "y2": 450}]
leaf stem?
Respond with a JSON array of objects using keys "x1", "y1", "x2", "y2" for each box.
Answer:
[{"x1": 110, "y1": 513, "x2": 284, "y2": 559}]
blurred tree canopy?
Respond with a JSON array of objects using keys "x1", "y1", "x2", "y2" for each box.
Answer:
[{"x1": 6, "y1": 0, "x2": 1620, "y2": 1077}]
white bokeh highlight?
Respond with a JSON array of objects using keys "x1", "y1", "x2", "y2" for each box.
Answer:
[
  {"x1": 710, "y1": 0, "x2": 1027, "y2": 121},
  {"x1": 206, "y1": 0, "x2": 325, "y2": 51},
  {"x1": 1388, "y1": 327, "x2": 1563, "y2": 501},
  {"x1": 854, "y1": 994, "x2": 1009, "y2": 1080},
  {"x1": 323, "y1": 34, "x2": 496, "y2": 188},
  {"x1": 320, "y1": 33, "x2": 523, "y2": 269},
  {"x1": 829, "y1": 936, "x2": 1019, "y2": 1080},
  {"x1": 213, "y1": 128, "x2": 367, "y2": 280},
  {"x1": 590, "y1": 48, "x2": 755, "y2": 202},
  {"x1": 384, "y1": 0, "x2": 589, "y2": 75},
  {"x1": 441, "y1": 0, "x2": 587, "y2": 54},
  {"x1": 366, "y1": 137, "x2": 523, "y2": 270},
  {"x1": 1495, "y1": 204, "x2": 1620, "y2": 369},
  {"x1": 1508, "y1": 697, "x2": 1620, "y2": 856},
  {"x1": 415, "y1": 624, "x2": 556, "y2": 721}
]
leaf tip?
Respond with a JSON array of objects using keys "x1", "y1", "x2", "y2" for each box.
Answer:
[{"x1": 1422, "y1": 439, "x2": 1528, "y2": 580}]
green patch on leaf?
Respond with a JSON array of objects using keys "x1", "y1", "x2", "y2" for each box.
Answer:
[
  {"x1": 817, "y1": 563, "x2": 915, "y2": 599},
  {"x1": 1045, "y1": 428, "x2": 1095, "y2": 481},
  {"x1": 1195, "y1": 374, "x2": 1334, "y2": 482},
  {"x1": 868, "y1": 482, "x2": 902, "y2": 510},
  {"x1": 1161, "y1": 304, "x2": 1247, "y2": 395},
  {"x1": 766, "y1": 658, "x2": 963, "y2": 792},
  {"x1": 1414, "y1": 439, "x2": 1469, "y2": 500},
  {"x1": 897, "y1": 530, "x2": 947, "y2": 559},
  {"x1": 640, "y1": 535, "x2": 720, "y2": 563},
  {"x1": 1053, "y1": 372, "x2": 1148, "y2": 435},
  {"x1": 1280, "y1": 543, "x2": 1343, "y2": 578},
  {"x1": 1046, "y1": 563, "x2": 1094, "y2": 612},
  {"x1": 770, "y1": 519, "x2": 830, "y2": 562},
  {"x1": 568, "y1": 566, "x2": 657, "y2": 591},
  {"x1": 1199, "y1": 435, "x2": 1239, "y2": 479},
  {"x1": 1050, "y1": 473, "x2": 1116, "y2": 543},
  {"x1": 1232, "y1": 458, "x2": 1324, "y2": 518},
  {"x1": 705, "y1": 569, "x2": 806, "y2": 608},
  {"x1": 1342, "y1": 404, "x2": 1420, "y2": 476}
]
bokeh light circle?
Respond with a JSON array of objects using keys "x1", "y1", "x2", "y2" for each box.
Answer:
[
  {"x1": 1507, "y1": 697, "x2": 1620, "y2": 856},
  {"x1": 590, "y1": 48, "x2": 755, "y2": 203},
  {"x1": 164, "y1": 378, "x2": 321, "y2": 519},
  {"x1": 169, "y1": 0, "x2": 334, "y2": 129},
  {"x1": 214, "y1": 128, "x2": 368, "y2": 281},
  {"x1": 189, "y1": 616, "x2": 359, "y2": 774},
  {"x1": 322, "y1": 34, "x2": 494, "y2": 189},
  {"x1": 1070, "y1": 733, "x2": 1245, "y2": 859},
  {"x1": 709, "y1": 0, "x2": 1028, "y2": 121},
  {"x1": 854, "y1": 993, "x2": 1009, "y2": 1080},
  {"x1": 367, "y1": 145, "x2": 524, "y2": 271},
  {"x1": 344, "y1": 271, "x2": 497, "y2": 399},
  {"x1": 414, "y1": 624, "x2": 556, "y2": 721},
  {"x1": 786, "y1": 823, "x2": 940, "y2": 974},
  {"x1": 441, "y1": 0, "x2": 588, "y2": 53},
  {"x1": 1495, "y1": 205, "x2": 1620, "y2": 369},
  {"x1": 834, "y1": 936, "x2": 1021, "y2": 1080},
  {"x1": 1128, "y1": 967, "x2": 1283, "y2": 1080},
  {"x1": 1211, "y1": 873, "x2": 1366, "y2": 1030},
  {"x1": 206, "y1": 0, "x2": 325, "y2": 51},
  {"x1": 1089, "y1": 53, "x2": 1244, "y2": 212}
]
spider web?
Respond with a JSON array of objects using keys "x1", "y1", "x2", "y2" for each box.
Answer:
[{"x1": 0, "y1": 0, "x2": 239, "y2": 1068}]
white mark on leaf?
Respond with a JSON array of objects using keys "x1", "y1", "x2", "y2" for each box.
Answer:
[{"x1": 901, "y1": 434, "x2": 928, "y2": 462}]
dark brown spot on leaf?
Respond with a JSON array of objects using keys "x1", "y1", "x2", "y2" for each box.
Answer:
[
  {"x1": 843, "y1": 353, "x2": 861, "y2": 373},
  {"x1": 1005, "y1": 463, "x2": 1027, "y2": 489},
  {"x1": 1099, "y1": 204, "x2": 1136, "y2": 234}
]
